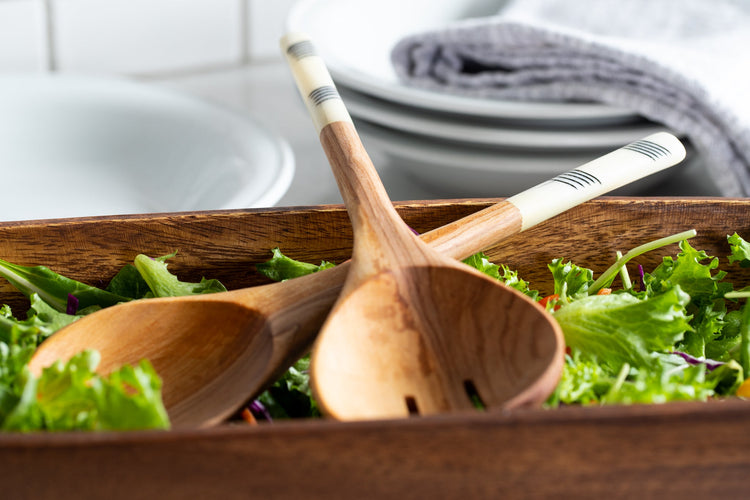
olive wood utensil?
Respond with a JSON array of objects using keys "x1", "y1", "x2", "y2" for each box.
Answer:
[
  {"x1": 27, "y1": 43, "x2": 687, "y2": 427},
  {"x1": 281, "y1": 32, "x2": 686, "y2": 420}
]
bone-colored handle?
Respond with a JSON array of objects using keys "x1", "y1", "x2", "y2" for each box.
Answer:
[
  {"x1": 424, "y1": 132, "x2": 687, "y2": 258},
  {"x1": 281, "y1": 32, "x2": 352, "y2": 134},
  {"x1": 507, "y1": 132, "x2": 686, "y2": 231}
]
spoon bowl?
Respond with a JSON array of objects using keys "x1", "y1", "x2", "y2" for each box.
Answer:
[
  {"x1": 32, "y1": 296, "x2": 270, "y2": 419},
  {"x1": 313, "y1": 265, "x2": 561, "y2": 418}
]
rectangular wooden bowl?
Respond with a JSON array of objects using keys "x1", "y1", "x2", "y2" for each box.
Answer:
[{"x1": 2, "y1": 197, "x2": 750, "y2": 498}]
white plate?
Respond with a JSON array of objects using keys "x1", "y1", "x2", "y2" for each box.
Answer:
[
  {"x1": 288, "y1": 0, "x2": 638, "y2": 125},
  {"x1": 0, "y1": 75, "x2": 294, "y2": 221},
  {"x1": 341, "y1": 86, "x2": 667, "y2": 151},
  {"x1": 355, "y1": 119, "x2": 677, "y2": 197}
]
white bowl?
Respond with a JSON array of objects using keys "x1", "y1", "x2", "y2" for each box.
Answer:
[{"x1": 0, "y1": 75, "x2": 294, "y2": 221}]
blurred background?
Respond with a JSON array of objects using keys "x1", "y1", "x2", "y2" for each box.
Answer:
[{"x1": 0, "y1": 0, "x2": 724, "y2": 221}]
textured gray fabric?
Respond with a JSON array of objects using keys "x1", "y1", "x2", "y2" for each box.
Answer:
[{"x1": 391, "y1": 0, "x2": 750, "y2": 196}]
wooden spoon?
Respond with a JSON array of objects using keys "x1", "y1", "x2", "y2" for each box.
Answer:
[
  {"x1": 280, "y1": 33, "x2": 684, "y2": 420},
  {"x1": 27, "y1": 51, "x2": 686, "y2": 430}
]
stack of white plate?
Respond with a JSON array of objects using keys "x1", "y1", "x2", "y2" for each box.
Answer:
[{"x1": 287, "y1": 0, "x2": 688, "y2": 197}]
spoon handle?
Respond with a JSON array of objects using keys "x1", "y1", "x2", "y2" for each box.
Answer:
[
  {"x1": 423, "y1": 132, "x2": 686, "y2": 258},
  {"x1": 282, "y1": 33, "x2": 424, "y2": 269}
]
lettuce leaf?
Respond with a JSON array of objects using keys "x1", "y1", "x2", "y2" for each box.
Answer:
[
  {"x1": 133, "y1": 254, "x2": 226, "y2": 297},
  {"x1": 547, "y1": 351, "x2": 613, "y2": 406},
  {"x1": 0, "y1": 258, "x2": 132, "y2": 312},
  {"x1": 0, "y1": 294, "x2": 80, "y2": 347},
  {"x1": 255, "y1": 355, "x2": 320, "y2": 420},
  {"x1": 2, "y1": 351, "x2": 169, "y2": 431},
  {"x1": 553, "y1": 286, "x2": 691, "y2": 369},
  {"x1": 646, "y1": 239, "x2": 730, "y2": 303},
  {"x1": 728, "y1": 232, "x2": 750, "y2": 267},
  {"x1": 463, "y1": 252, "x2": 538, "y2": 300},
  {"x1": 256, "y1": 247, "x2": 335, "y2": 282},
  {"x1": 644, "y1": 240, "x2": 733, "y2": 358},
  {"x1": 548, "y1": 258, "x2": 593, "y2": 300},
  {"x1": 601, "y1": 363, "x2": 716, "y2": 405},
  {"x1": 547, "y1": 348, "x2": 736, "y2": 407}
]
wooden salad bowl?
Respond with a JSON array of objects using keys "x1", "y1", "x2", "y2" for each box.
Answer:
[{"x1": 1, "y1": 197, "x2": 750, "y2": 498}]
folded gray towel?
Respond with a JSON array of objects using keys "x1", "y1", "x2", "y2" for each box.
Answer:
[{"x1": 391, "y1": 0, "x2": 750, "y2": 197}]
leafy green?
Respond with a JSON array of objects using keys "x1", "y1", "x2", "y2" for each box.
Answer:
[
  {"x1": 2, "y1": 351, "x2": 169, "y2": 431},
  {"x1": 600, "y1": 363, "x2": 716, "y2": 405},
  {"x1": 547, "y1": 351, "x2": 613, "y2": 406},
  {"x1": 547, "y1": 348, "x2": 737, "y2": 407},
  {"x1": 255, "y1": 234, "x2": 750, "y2": 418},
  {"x1": 4, "y1": 228, "x2": 745, "y2": 429},
  {"x1": 646, "y1": 240, "x2": 730, "y2": 303},
  {"x1": 548, "y1": 258, "x2": 593, "y2": 300},
  {"x1": 105, "y1": 263, "x2": 153, "y2": 299},
  {"x1": 255, "y1": 355, "x2": 319, "y2": 419},
  {"x1": 133, "y1": 254, "x2": 226, "y2": 297},
  {"x1": 463, "y1": 252, "x2": 538, "y2": 299},
  {"x1": 736, "y1": 299, "x2": 750, "y2": 376},
  {"x1": 728, "y1": 232, "x2": 750, "y2": 267},
  {"x1": 643, "y1": 240, "x2": 733, "y2": 358},
  {"x1": 0, "y1": 257, "x2": 132, "y2": 312},
  {"x1": 553, "y1": 286, "x2": 691, "y2": 370},
  {"x1": 256, "y1": 247, "x2": 335, "y2": 282},
  {"x1": 0, "y1": 294, "x2": 80, "y2": 347}
]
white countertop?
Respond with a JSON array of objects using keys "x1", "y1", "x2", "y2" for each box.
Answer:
[{"x1": 149, "y1": 60, "x2": 723, "y2": 208}]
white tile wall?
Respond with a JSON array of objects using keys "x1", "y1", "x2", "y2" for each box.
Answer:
[
  {"x1": 0, "y1": 0, "x2": 296, "y2": 75},
  {"x1": 52, "y1": 0, "x2": 243, "y2": 74},
  {"x1": 0, "y1": 0, "x2": 49, "y2": 72},
  {"x1": 247, "y1": 0, "x2": 299, "y2": 60}
]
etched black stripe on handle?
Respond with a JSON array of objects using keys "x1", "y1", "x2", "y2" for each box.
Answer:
[
  {"x1": 309, "y1": 85, "x2": 340, "y2": 106},
  {"x1": 634, "y1": 140, "x2": 670, "y2": 157},
  {"x1": 286, "y1": 40, "x2": 316, "y2": 60},
  {"x1": 550, "y1": 169, "x2": 602, "y2": 189},
  {"x1": 628, "y1": 142, "x2": 669, "y2": 159},
  {"x1": 623, "y1": 139, "x2": 671, "y2": 161},
  {"x1": 563, "y1": 169, "x2": 601, "y2": 185}
]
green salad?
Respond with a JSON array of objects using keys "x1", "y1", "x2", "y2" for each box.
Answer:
[
  {"x1": 2, "y1": 230, "x2": 750, "y2": 431},
  {"x1": 250, "y1": 230, "x2": 750, "y2": 420}
]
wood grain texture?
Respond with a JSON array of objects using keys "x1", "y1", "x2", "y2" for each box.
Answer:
[
  {"x1": 2, "y1": 197, "x2": 750, "y2": 497},
  {"x1": 2, "y1": 400, "x2": 749, "y2": 499}
]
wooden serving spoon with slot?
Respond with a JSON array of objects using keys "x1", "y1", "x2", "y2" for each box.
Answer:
[
  {"x1": 281, "y1": 33, "x2": 685, "y2": 420},
  {"x1": 27, "y1": 38, "x2": 686, "y2": 427}
]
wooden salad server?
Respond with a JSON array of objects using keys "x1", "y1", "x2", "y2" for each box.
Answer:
[
  {"x1": 27, "y1": 44, "x2": 687, "y2": 429},
  {"x1": 281, "y1": 33, "x2": 686, "y2": 420}
]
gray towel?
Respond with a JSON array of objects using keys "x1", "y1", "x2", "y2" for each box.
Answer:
[{"x1": 391, "y1": 0, "x2": 750, "y2": 197}]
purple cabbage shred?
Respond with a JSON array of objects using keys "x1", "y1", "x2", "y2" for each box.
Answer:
[
  {"x1": 671, "y1": 351, "x2": 724, "y2": 371},
  {"x1": 248, "y1": 400, "x2": 273, "y2": 422},
  {"x1": 638, "y1": 264, "x2": 645, "y2": 292},
  {"x1": 66, "y1": 293, "x2": 79, "y2": 315}
]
